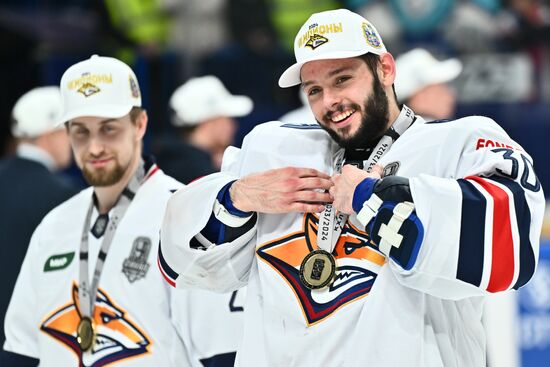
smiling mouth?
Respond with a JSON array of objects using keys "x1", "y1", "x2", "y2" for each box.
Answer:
[{"x1": 329, "y1": 109, "x2": 355, "y2": 125}]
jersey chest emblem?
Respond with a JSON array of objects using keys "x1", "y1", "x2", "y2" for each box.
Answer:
[
  {"x1": 257, "y1": 213, "x2": 385, "y2": 325},
  {"x1": 40, "y1": 283, "x2": 151, "y2": 366},
  {"x1": 122, "y1": 236, "x2": 152, "y2": 283}
]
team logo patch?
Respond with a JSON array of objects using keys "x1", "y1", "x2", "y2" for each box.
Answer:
[
  {"x1": 41, "y1": 283, "x2": 151, "y2": 366},
  {"x1": 257, "y1": 213, "x2": 385, "y2": 325},
  {"x1": 77, "y1": 82, "x2": 101, "y2": 97},
  {"x1": 305, "y1": 34, "x2": 329, "y2": 50},
  {"x1": 122, "y1": 237, "x2": 151, "y2": 283},
  {"x1": 362, "y1": 22, "x2": 382, "y2": 49},
  {"x1": 383, "y1": 161, "x2": 400, "y2": 177},
  {"x1": 44, "y1": 252, "x2": 75, "y2": 272},
  {"x1": 129, "y1": 76, "x2": 140, "y2": 98}
]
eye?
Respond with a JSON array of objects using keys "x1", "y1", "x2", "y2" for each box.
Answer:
[
  {"x1": 336, "y1": 76, "x2": 351, "y2": 85},
  {"x1": 102, "y1": 124, "x2": 117, "y2": 134},
  {"x1": 71, "y1": 127, "x2": 88, "y2": 137},
  {"x1": 307, "y1": 87, "x2": 321, "y2": 96}
]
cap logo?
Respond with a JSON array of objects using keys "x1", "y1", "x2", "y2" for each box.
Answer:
[
  {"x1": 305, "y1": 34, "x2": 328, "y2": 50},
  {"x1": 77, "y1": 82, "x2": 100, "y2": 97},
  {"x1": 298, "y1": 22, "x2": 343, "y2": 48},
  {"x1": 362, "y1": 22, "x2": 382, "y2": 49},
  {"x1": 129, "y1": 76, "x2": 140, "y2": 98}
]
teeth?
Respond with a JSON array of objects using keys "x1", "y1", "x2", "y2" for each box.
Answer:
[{"x1": 332, "y1": 109, "x2": 354, "y2": 123}]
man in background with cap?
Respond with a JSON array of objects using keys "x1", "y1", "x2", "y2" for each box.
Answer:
[
  {"x1": 394, "y1": 47, "x2": 462, "y2": 121},
  {"x1": 155, "y1": 75, "x2": 253, "y2": 184},
  {"x1": 2, "y1": 55, "x2": 242, "y2": 366},
  {"x1": 160, "y1": 8, "x2": 544, "y2": 366},
  {"x1": 0, "y1": 86, "x2": 77, "y2": 348}
]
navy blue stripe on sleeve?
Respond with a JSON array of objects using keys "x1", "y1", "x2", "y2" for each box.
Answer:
[
  {"x1": 456, "y1": 179, "x2": 487, "y2": 287},
  {"x1": 157, "y1": 243, "x2": 179, "y2": 284},
  {"x1": 488, "y1": 176, "x2": 535, "y2": 289}
]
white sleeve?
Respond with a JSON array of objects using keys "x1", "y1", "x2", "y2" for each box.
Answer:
[
  {"x1": 3, "y1": 225, "x2": 42, "y2": 358},
  {"x1": 159, "y1": 133, "x2": 258, "y2": 293},
  {"x1": 388, "y1": 117, "x2": 545, "y2": 300}
]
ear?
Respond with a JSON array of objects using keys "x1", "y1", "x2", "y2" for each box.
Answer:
[
  {"x1": 135, "y1": 110, "x2": 148, "y2": 141},
  {"x1": 378, "y1": 52, "x2": 397, "y2": 87}
]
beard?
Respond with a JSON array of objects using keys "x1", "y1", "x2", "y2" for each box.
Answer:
[
  {"x1": 318, "y1": 74, "x2": 390, "y2": 150},
  {"x1": 82, "y1": 157, "x2": 129, "y2": 187}
]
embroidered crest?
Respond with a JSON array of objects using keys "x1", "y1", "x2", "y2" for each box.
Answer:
[
  {"x1": 77, "y1": 82, "x2": 101, "y2": 97},
  {"x1": 362, "y1": 22, "x2": 382, "y2": 49},
  {"x1": 305, "y1": 34, "x2": 329, "y2": 50},
  {"x1": 122, "y1": 237, "x2": 151, "y2": 283},
  {"x1": 129, "y1": 76, "x2": 140, "y2": 98}
]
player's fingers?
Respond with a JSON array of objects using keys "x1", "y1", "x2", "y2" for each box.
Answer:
[
  {"x1": 288, "y1": 202, "x2": 326, "y2": 213},
  {"x1": 295, "y1": 177, "x2": 333, "y2": 191},
  {"x1": 290, "y1": 190, "x2": 332, "y2": 204},
  {"x1": 292, "y1": 167, "x2": 331, "y2": 179}
]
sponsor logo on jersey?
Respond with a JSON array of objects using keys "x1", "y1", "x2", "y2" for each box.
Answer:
[
  {"x1": 122, "y1": 237, "x2": 151, "y2": 283},
  {"x1": 41, "y1": 283, "x2": 151, "y2": 366},
  {"x1": 44, "y1": 252, "x2": 75, "y2": 272},
  {"x1": 476, "y1": 138, "x2": 522, "y2": 151},
  {"x1": 77, "y1": 82, "x2": 101, "y2": 97},
  {"x1": 305, "y1": 34, "x2": 329, "y2": 50},
  {"x1": 257, "y1": 213, "x2": 385, "y2": 325}
]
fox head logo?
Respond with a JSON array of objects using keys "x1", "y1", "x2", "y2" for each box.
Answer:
[
  {"x1": 257, "y1": 213, "x2": 385, "y2": 325},
  {"x1": 41, "y1": 283, "x2": 151, "y2": 367}
]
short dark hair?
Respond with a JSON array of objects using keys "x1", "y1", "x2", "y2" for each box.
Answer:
[
  {"x1": 129, "y1": 107, "x2": 145, "y2": 124},
  {"x1": 359, "y1": 53, "x2": 398, "y2": 104}
]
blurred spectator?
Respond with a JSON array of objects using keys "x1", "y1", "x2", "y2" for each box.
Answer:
[
  {"x1": 0, "y1": 86, "x2": 77, "y2": 346},
  {"x1": 154, "y1": 76, "x2": 253, "y2": 183},
  {"x1": 395, "y1": 48, "x2": 462, "y2": 120}
]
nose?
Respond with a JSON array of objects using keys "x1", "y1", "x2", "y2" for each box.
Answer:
[
  {"x1": 88, "y1": 136, "x2": 105, "y2": 156},
  {"x1": 323, "y1": 88, "x2": 342, "y2": 110}
]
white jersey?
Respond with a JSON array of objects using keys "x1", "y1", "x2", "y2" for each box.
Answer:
[
  {"x1": 160, "y1": 115, "x2": 545, "y2": 367},
  {"x1": 4, "y1": 166, "x2": 243, "y2": 366}
]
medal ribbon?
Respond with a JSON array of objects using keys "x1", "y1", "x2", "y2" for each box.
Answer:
[
  {"x1": 316, "y1": 105, "x2": 416, "y2": 253},
  {"x1": 78, "y1": 160, "x2": 149, "y2": 320}
]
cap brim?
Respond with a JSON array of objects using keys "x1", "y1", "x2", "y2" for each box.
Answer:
[
  {"x1": 425, "y1": 59, "x2": 463, "y2": 85},
  {"x1": 278, "y1": 50, "x2": 374, "y2": 88},
  {"x1": 218, "y1": 95, "x2": 253, "y2": 117},
  {"x1": 57, "y1": 104, "x2": 134, "y2": 126}
]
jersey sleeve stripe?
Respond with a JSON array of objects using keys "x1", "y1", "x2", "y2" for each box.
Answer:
[
  {"x1": 456, "y1": 179, "x2": 486, "y2": 287},
  {"x1": 466, "y1": 176, "x2": 515, "y2": 292},
  {"x1": 157, "y1": 243, "x2": 178, "y2": 287},
  {"x1": 487, "y1": 176, "x2": 536, "y2": 290}
]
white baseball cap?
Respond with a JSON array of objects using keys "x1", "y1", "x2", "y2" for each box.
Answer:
[
  {"x1": 395, "y1": 48, "x2": 462, "y2": 102},
  {"x1": 11, "y1": 86, "x2": 63, "y2": 138},
  {"x1": 278, "y1": 9, "x2": 387, "y2": 88},
  {"x1": 58, "y1": 55, "x2": 141, "y2": 124},
  {"x1": 169, "y1": 75, "x2": 253, "y2": 126}
]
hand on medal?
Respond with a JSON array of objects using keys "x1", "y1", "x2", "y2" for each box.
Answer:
[
  {"x1": 330, "y1": 164, "x2": 383, "y2": 215},
  {"x1": 229, "y1": 167, "x2": 333, "y2": 213}
]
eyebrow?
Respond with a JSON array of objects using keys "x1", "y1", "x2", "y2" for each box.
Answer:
[
  {"x1": 301, "y1": 65, "x2": 357, "y2": 89},
  {"x1": 68, "y1": 118, "x2": 118, "y2": 128}
]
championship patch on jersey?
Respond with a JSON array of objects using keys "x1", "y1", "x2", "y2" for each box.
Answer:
[
  {"x1": 383, "y1": 161, "x2": 400, "y2": 177},
  {"x1": 122, "y1": 236, "x2": 151, "y2": 283},
  {"x1": 305, "y1": 34, "x2": 329, "y2": 49},
  {"x1": 40, "y1": 283, "x2": 151, "y2": 366},
  {"x1": 257, "y1": 213, "x2": 384, "y2": 325}
]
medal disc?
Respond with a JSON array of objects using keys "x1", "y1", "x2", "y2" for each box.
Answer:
[
  {"x1": 299, "y1": 249, "x2": 336, "y2": 289},
  {"x1": 77, "y1": 317, "x2": 96, "y2": 351}
]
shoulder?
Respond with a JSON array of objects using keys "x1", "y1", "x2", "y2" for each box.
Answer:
[
  {"x1": 243, "y1": 120, "x2": 329, "y2": 148},
  {"x1": 142, "y1": 169, "x2": 184, "y2": 195},
  {"x1": 36, "y1": 187, "x2": 92, "y2": 234}
]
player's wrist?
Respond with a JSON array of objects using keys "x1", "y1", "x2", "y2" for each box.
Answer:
[{"x1": 228, "y1": 180, "x2": 252, "y2": 213}]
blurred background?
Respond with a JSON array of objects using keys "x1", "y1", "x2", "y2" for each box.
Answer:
[{"x1": 0, "y1": 0, "x2": 549, "y2": 366}]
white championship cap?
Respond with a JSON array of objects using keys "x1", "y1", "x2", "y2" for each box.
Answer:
[
  {"x1": 278, "y1": 8, "x2": 387, "y2": 88},
  {"x1": 11, "y1": 86, "x2": 63, "y2": 138},
  {"x1": 395, "y1": 48, "x2": 462, "y2": 102},
  {"x1": 169, "y1": 75, "x2": 253, "y2": 126},
  {"x1": 58, "y1": 54, "x2": 141, "y2": 124}
]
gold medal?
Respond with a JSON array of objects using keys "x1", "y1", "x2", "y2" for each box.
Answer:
[
  {"x1": 76, "y1": 316, "x2": 96, "y2": 351},
  {"x1": 299, "y1": 249, "x2": 336, "y2": 289}
]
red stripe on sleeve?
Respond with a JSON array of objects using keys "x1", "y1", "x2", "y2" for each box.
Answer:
[
  {"x1": 466, "y1": 176, "x2": 514, "y2": 292},
  {"x1": 157, "y1": 256, "x2": 176, "y2": 287}
]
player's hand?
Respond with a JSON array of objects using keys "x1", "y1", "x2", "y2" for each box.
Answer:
[
  {"x1": 330, "y1": 164, "x2": 383, "y2": 214},
  {"x1": 229, "y1": 167, "x2": 333, "y2": 213}
]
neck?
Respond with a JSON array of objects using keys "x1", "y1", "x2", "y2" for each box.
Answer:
[
  {"x1": 94, "y1": 154, "x2": 141, "y2": 214},
  {"x1": 387, "y1": 103, "x2": 401, "y2": 130}
]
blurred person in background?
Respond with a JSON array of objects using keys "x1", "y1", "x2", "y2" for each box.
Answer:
[
  {"x1": 395, "y1": 48, "x2": 462, "y2": 121},
  {"x1": 155, "y1": 75, "x2": 253, "y2": 183},
  {"x1": 0, "y1": 86, "x2": 77, "y2": 347}
]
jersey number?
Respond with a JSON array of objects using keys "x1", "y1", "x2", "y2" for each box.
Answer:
[{"x1": 492, "y1": 148, "x2": 541, "y2": 192}]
